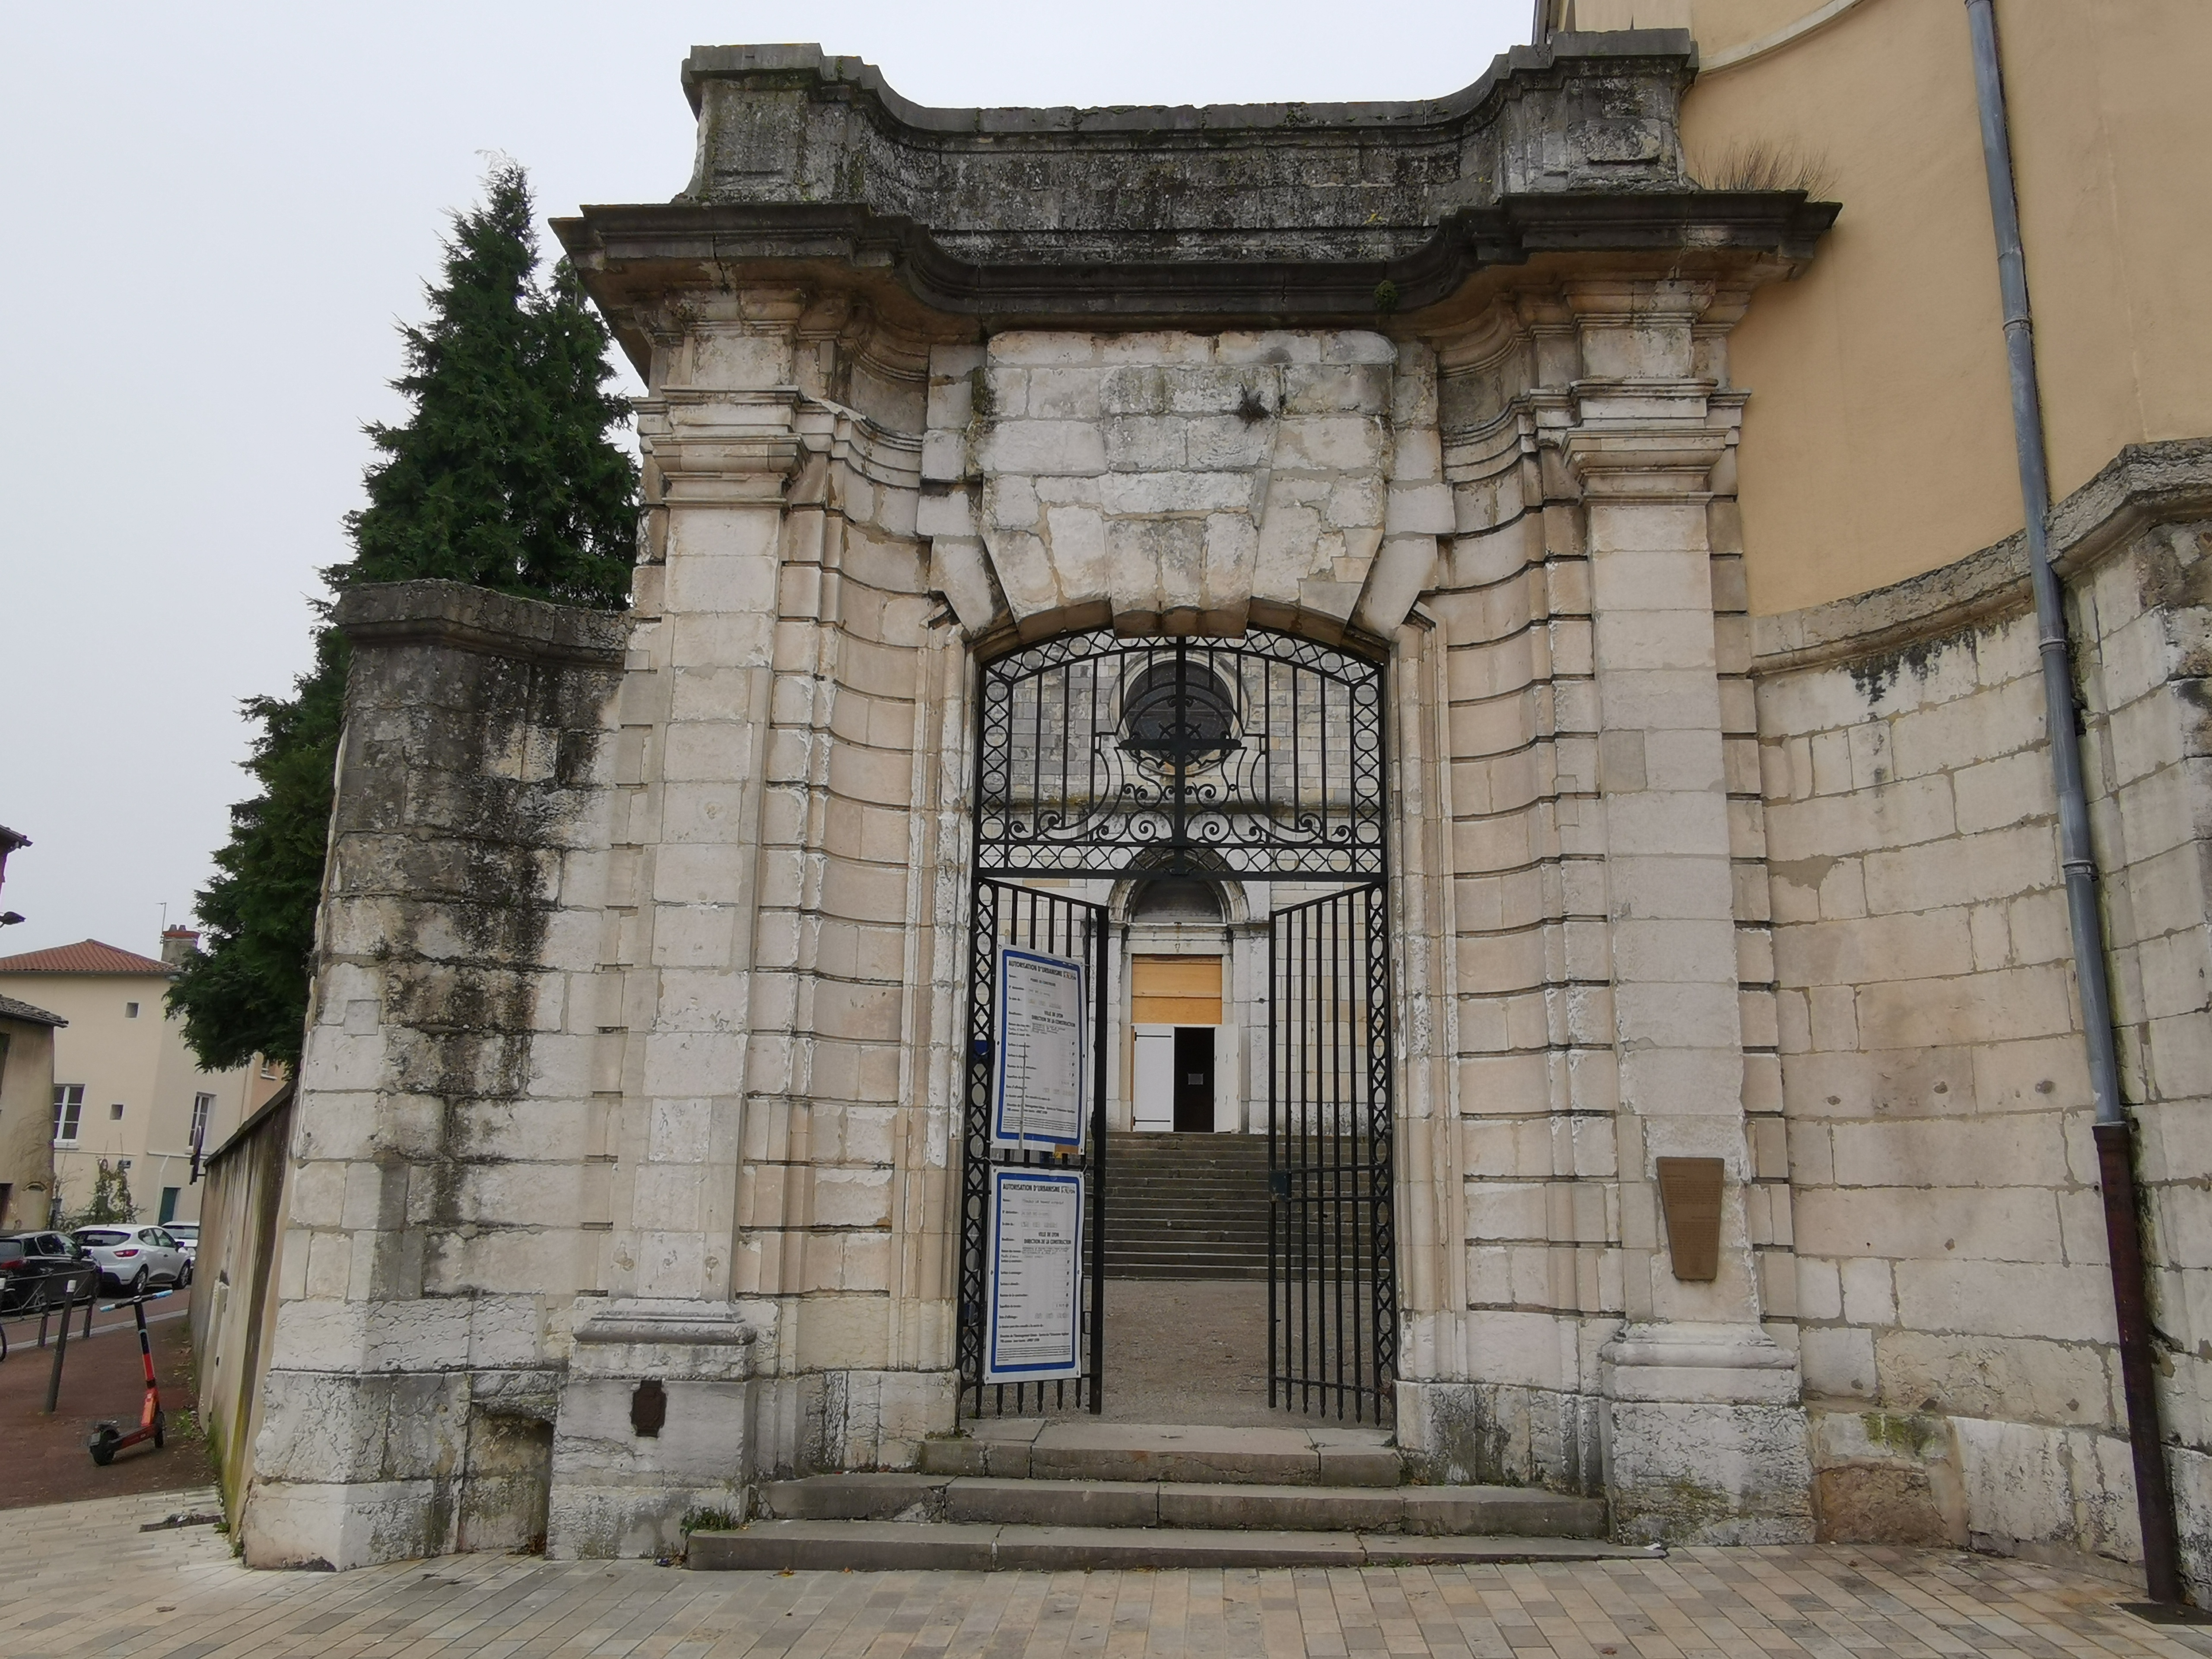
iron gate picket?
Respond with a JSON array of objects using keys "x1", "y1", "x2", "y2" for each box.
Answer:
[
  {"x1": 957, "y1": 625, "x2": 1394, "y2": 1423},
  {"x1": 1268, "y1": 884, "x2": 1397, "y2": 1422},
  {"x1": 956, "y1": 879, "x2": 1110, "y2": 1417}
]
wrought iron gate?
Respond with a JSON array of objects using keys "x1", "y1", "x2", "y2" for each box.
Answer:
[
  {"x1": 1268, "y1": 885, "x2": 1397, "y2": 1421},
  {"x1": 957, "y1": 626, "x2": 1393, "y2": 1421}
]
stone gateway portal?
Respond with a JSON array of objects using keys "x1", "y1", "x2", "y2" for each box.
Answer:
[{"x1": 206, "y1": 10, "x2": 2212, "y2": 1599}]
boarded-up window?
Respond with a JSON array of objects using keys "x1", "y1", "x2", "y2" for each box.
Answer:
[{"x1": 1131, "y1": 955, "x2": 1223, "y2": 1025}]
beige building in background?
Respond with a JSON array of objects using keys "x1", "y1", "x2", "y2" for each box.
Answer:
[
  {"x1": 0, "y1": 994, "x2": 64, "y2": 1232},
  {"x1": 0, "y1": 932, "x2": 283, "y2": 1227},
  {"x1": 0, "y1": 822, "x2": 63, "y2": 1231}
]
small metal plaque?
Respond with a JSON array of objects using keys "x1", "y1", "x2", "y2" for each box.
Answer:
[{"x1": 1656, "y1": 1157, "x2": 1726, "y2": 1281}]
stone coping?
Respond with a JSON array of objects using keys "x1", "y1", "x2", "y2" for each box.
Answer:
[
  {"x1": 1752, "y1": 437, "x2": 2212, "y2": 676},
  {"x1": 557, "y1": 32, "x2": 1839, "y2": 338},
  {"x1": 333, "y1": 579, "x2": 630, "y2": 670},
  {"x1": 677, "y1": 35, "x2": 1694, "y2": 137}
]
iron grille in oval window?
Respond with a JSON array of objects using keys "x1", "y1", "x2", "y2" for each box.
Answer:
[{"x1": 973, "y1": 628, "x2": 1386, "y2": 880}]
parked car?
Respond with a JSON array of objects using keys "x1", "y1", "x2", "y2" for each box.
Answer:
[
  {"x1": 72, "y1": 1225, "x2": 191, "y2": 1294},
  {"x1": 0, "y1": 1232, "x2": 92, "y2": 1314},
  {"x1": 165, "y1": 1222, "x2": 199, "y2": 1263}
]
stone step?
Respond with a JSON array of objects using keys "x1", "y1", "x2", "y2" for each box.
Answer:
[
  {"x1": 919, "y1": 1421, "x2": 1400, "y2": 1486},
  {"x1": 760, "y1": 1473, "x2": 1605, "y2": 1537},
  {"x1": 1108, "y1": 1186, "x2": 1271, "y2": 1199},
  {"x1": 690, "y1": 1520, "x2": 1651, "y2": 1572}
]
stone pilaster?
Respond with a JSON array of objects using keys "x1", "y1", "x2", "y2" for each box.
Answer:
[{"x1": 1561, "y1": 280, "x2": 1810, "y2": 1543}]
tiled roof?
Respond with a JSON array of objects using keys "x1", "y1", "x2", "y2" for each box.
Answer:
[
  {"x1": 0, "y1": 939, "x2": 174, "y2": 976},
  {"x1": 0, "y1": 992, "x2": 65, "y2": 1027}
]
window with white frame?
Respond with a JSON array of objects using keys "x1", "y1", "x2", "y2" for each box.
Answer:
[
  {"x1": 190, "y1": 1092, "x2": 213, "y2": 1149},
  {"x1": 52, "y1": 1084, "x2": 84, "y2": 1144}
]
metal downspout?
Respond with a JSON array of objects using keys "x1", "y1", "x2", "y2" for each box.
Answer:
[{"x1": 1962, "y1": 0, "x2": 2184, "y2": 1604}]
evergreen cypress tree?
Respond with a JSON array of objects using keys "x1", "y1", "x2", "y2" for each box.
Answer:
[{"x1": 170, "y1": 162, "x2": 637, "y2": 1071}]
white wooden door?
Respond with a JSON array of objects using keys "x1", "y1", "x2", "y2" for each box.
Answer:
[{"x1": 1132, "y1": 1024, "x2": 1175, "y2": 1131}]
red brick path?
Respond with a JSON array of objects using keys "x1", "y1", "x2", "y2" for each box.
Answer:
[{"x1": 0, "y1": 1286, "x2": 216, "y2": 1507}]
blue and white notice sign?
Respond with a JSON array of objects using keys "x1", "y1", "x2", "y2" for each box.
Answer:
[
  {"x1": 991, "y1": 946, "x2": 1087, "y2": 1150},
  {"x1": 985, "y1": 1166, "x2": 1085, "y2": 1383}
]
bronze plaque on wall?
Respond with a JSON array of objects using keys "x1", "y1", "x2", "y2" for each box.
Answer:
[{"x1": 1655, "y1": 1157, "x2": 1725, "y2": 1281}]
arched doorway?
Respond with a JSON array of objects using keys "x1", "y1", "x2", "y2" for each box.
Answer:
[{"x1": 957, "y1": 628, "x2": 1396, "y2": 1424}]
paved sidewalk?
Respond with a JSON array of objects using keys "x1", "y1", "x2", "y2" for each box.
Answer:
[{"x1": 6, "y1": 1487, "x2": 2209, "y2": 1659}]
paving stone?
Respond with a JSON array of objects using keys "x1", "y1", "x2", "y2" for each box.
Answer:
[{"x1": 6, "y1": 1485, "x2": 2196, "y2": 1659}]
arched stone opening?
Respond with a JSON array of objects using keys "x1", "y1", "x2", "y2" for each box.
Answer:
[{"x1": 959, "y1": 623, "x2": 1395, "y2": 1424}]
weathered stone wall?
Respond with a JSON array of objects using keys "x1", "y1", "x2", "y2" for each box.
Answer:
[
  {"x1": 193, "y1": 1081, "x2": 293, "y2": 1533},
  {"x1": 243, "y1": 582, "x2": 628, "y2": 1570},
  {"x1": 1390, "y1": 278, "x2": 1808, "y2": 1543},
  {"x1": 918, "y1": 330, "x2": 1445, "y2": 645},
  {"x1": 552, "y1": 295, "x2": 963, "y2": 1559},
  {"x1": 1750, "y1": 441, "x2": 2212, "y2": 1588}
]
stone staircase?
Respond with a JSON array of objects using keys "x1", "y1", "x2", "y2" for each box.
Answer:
[
  {"x1": 1104, "y1": 1132, "x2": 1380, "y2": 1281},
  {"x1": 1103, "y1": 1132, "x2": 1270, "y2": 1280},
  {"x1": 688, "y1": 1421, "x2": 1640, "y2": 1570}
]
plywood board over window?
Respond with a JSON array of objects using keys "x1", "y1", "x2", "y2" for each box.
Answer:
[{"x1": 1130, "y1": 955, "x2": 1222, "y2": 1025}]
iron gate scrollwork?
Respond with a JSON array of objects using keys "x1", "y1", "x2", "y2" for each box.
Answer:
[
  {"x1": 958, "y1": 626, "x2": 1395, "y2": 1422},
  {"x1": 974, "y1": 631, "x2": 1386, "y2": 881}
]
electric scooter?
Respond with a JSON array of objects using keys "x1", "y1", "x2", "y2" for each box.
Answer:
[{"x1": 87, "y1": 1288, "x2": 172, "y2": 1465}]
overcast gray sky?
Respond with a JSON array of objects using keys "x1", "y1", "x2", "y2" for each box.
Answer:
[{"x1": 0, "y1": 0, "x2": 1529, "y2": 960}]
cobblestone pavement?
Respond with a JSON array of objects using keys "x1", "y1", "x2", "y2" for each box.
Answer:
[{"x1": 10, "y1": 1487, "x2": 2212, "y2": 1659}]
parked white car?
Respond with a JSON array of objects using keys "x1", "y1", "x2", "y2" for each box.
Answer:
[
  {"x1": 165, "y1": 1222, "x2": 200, "y2": 1263},
  {"x1": 72, "y1": 1225, "x2": 191, "y2": 1294}
]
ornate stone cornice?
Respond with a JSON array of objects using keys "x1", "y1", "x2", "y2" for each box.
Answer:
[
  {"x1": 552, "y1": 36, "x2": 1835, "y2": 358},
  {"x1": 558, "y1": 194, "x2": 1836, "y2": 362},
  {"x1": 638, "y1": 386, "x2": 804, "y2": 504}
]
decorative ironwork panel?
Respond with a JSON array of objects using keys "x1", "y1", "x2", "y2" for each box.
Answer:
[
  {"x1": 957, "y1": 879, "x2": 1110, "y2": 1418},
  {"x1": 975, "y1": 629, "x2": 1386, "y2": 880},
  {"x1": 1268, "y1": 883, "x2": 1397, "y2": 1423}
]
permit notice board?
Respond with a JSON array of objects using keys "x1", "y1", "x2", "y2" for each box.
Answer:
[
  {"x1": 991, "y1": 946, "x2": 1088, "y2": 1150},
  {"x1": 985, "y1": 1166, "x2": 1085, "y2": 1383}
]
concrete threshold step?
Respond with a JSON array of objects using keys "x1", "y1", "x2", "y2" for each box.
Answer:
[
  {"x1": 921, "y1": 1421, "x2": 1399, "y2": 1486},
  {"x1": 691, "y1": 1520, "x2": 1655, "y2": 1572},
  {"x1": 762, "y1": 1473, "x2": 1605, "y2": 1537}
]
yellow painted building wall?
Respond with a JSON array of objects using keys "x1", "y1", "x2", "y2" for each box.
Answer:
[{"x1": 1558, "y1": 0, "x2": 2212, "y2": 613}]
